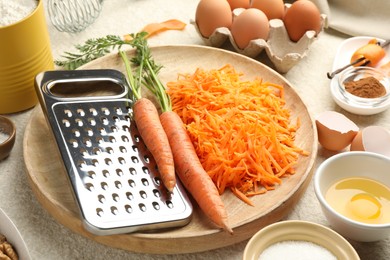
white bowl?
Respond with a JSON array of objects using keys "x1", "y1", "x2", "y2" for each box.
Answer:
[
  {"x1": 314, "y1": 152, "x2": 390, "y2": 242},
  {"x1": 0, "y1": 208, "x2": 31, "y2": 260},
  {"x1": 243, "y1": 220, "x2": 359, "y2": 260},
  {"x1": 329, "y1": 36, "x2": 390, "y2": 115}
]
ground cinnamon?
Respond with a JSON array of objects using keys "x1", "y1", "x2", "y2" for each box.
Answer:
[{"x1": 344, "y1": 76, "x2": 386, "y2": 98}]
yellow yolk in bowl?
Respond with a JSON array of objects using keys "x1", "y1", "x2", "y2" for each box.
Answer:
[{"x1": 325, "y1": 177, "x2": 390, "y2": 224}]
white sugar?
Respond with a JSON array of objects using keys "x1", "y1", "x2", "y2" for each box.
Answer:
[
  {"x1": 259, "y1": 240, "x2": 337, "y2": 260},
  {"x1": 0, "y1": 0, "x2": 38, "y2": 27}
]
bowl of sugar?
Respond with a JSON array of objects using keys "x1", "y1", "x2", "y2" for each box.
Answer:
[
  {"x1": 243, "y1": 220, "x2": 359, "y2": 260},
  {"x1": 0, "y1": 115, "x2": 16, "y2": 161}
]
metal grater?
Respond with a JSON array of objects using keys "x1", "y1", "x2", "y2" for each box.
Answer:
[{"x1": 34, "y1": 69, "x2": 193, "y2": 235}]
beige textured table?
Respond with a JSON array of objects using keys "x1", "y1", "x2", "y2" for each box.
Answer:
[{"x1": 1, "y1": 0, "x2": 390, "y2": 259}]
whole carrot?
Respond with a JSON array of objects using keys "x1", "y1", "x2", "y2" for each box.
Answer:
[
  {"x1": 120, "y1": 47, "x2": 176, "y2": 192},
  {"x1": 133, "y1": 98, "x2": 176, "y2": 192},
  {"x1": 160, "y1": 111, "x2": 233, "y2": 233}
]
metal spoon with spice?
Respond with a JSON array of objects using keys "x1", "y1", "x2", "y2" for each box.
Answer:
[{"x1": 327, "y1": 39, "x2": 390, "y2": 79}]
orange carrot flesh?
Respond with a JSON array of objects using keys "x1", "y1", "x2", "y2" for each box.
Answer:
[
  {"x1": 140, "y1": 19, "x2": 187, "y2": 38},
  {"x1": 351, "y1": 39, "x2": 386, "y2": 67},
  {"x1": 133, "y1": 98, "x2": 176, "y2": 192},
  {"x1": 160, "y1": 110, "x2": 232, "y2": 233},
  {"x1": 167, "y1": 64, "x2": 308, "y2": 205}
]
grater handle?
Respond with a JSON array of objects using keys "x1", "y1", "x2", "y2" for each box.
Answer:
[{"x1": 35, "y1": 69, "x2": 130, "y2": 106}]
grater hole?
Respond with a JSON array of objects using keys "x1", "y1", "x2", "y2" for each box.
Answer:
[
  {"x1": 121, "y1": 135, "x2": 129, "y2": 143},
  {"x1": 64, "y1": 109, "x2": 72, "y2": 117},
  {"x1": 142, "y1": 166, "x2": 150, "y2": 174},
  {"x1": 87, "y1": 170, "x2": 96, "y2": 179},
  {"x1": 166, "y1": 200, "x2": 174, "y2": 209},
  {"x1": 124, "y1": 115, "x2": 131, "y2": 123},
  {"x1": 116, "y1": 169, "x2": 124, "y2": 177},
  {"x1": 104, "y1": 158, "x2": 112, "y2": 165},
  {"x1": 114, "y1": 180, "x2": 122, "y2": 189},
  {"x1": 140, "y1": 190, "x2": 147, "y2": 199},
  {"x1": 96, "y1": 136, "x2": 104, "y2": 144},
  {"x1": 133, "y1": 134, "x2": 140, "y2": 143},
  {"x1": 101, "y1": 182, "x2": 108, "y2": 190},
  {"x1": 62, "y1": 119, "x2": 71, "y2": 127},
  {"x1": 85, "y1": 127, "x2": 93, "y2": 136},
  {"x1": 152, "y1": 202, "x2": 160, "y2": 210},
  {"x1": 118, "y1": 157, "x2": 126, "y2": 165},
  {"x1": 114, "y1": 107, "x2": 123, "y2": 115},
  {"x1": 102, "y1": 169, "x2": 110, "y2": 178},
  {"x1": 80, "y1": 148, "x2": 88, "y2": 156},
  {"x1": 96, "y1": 208, "x2": 103, "y2": 217},
  {"x1": 77, "y1": 109, "x2": 85, "y2": 116},
  {"x1": 92, "y1": 147, "x2": 101, "y2": 155},
  {"x1": 89, "y1": 108, "x2": 98, "y2": 116},
  {"x1": 75, "y1": 118, "x2": 83, "y2": 127},
  {"x1": 110, "y1": 125, "x2": 118, "y2": 132},
  {"x1": 113, "y1": 116, "x2": 120, "y2": 123},
  {"x1": 128, "y1": 179, "x2": 136, "y2": 188},
  {"x1": 126, "y1": 192, "x2": 134, "y2": 200},
  {"x1": 153, "y1": 189, "x2": 161, "y2": 198},
  {"x1": 92, "y1": 159, "x2": 99, "y2": 167},
  {"x1": 131, "y1": 145, "x2": 138, "y2": 152},
  {"x1": 101, "y1": 107, "x2": 110, "y2": 115},
  {"x1": 77, "y1": 160, "x2": 87, "y2": 169},
  {"x1": 108, "y1": 136, "x2": 116, "y2": 143},
  {"x1": 129, "y1": 167, "x2": 136, "y2": 175},
  {"x1": 98, "y1": 194, "x2": 105, "y2": 203},
  {"x1": 143, "y1": 155, "x2": 150, "y2": 163},
  {"x1": 131, "y1": 156, "x2": 139, "y2": 164},
  {"x1": 119, "y1": 146, "x2": 127, "y2": 153},
  {"x1": 112, "y1": 193, "x2": 120, "y2": 202},
  {"x1": 153, "y1": 177, "x2": 161, "y2": 186},
  {"x1": 139, "y1": 203, "x2": 146, "y2": 212},
  {"x1": 72, "y1": 129, "x2": 81, "y2": 137},
  {"x1": 85, "y1": 183, "x2": 94, "y2": 191},
  {"x1": 111, "y1": 206, "x2": 118, "y2": 215},
  {"x1": 69, "y1": 138, "x2": 78, "y2": 148},
  {"x1": 106, "y1": 147, "x2": 114, "y2": 154},
  {"x1": 141, "y1": 178, "x2": 149, "y2": 186},
  {"x1": 83, "y1": 137, "x2": 92, "y2": 147},
  {"x1": 122, "y1": 125, "x2": 130, "y2": 132},
  {"x1": 101, "y1": 117, "x2": 109, "y2": 125},
  {"x1": 125, "y1": 204, "x2": 132, "y2": 213},
  {"x1": 98, "y1": 127, "x2": 106, "y2": 135},
  {"x1": 88, "y1": 118, "x2": 96, "y2": 126}
]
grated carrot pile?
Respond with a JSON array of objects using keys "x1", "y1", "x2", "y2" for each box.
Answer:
[{"x1": 167, "y1": 64, "x2": 309, "y2": 205}]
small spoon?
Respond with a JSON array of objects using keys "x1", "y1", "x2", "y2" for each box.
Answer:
[{"x1": 327, "y1": 39, "x2": 390, "y2": 80}]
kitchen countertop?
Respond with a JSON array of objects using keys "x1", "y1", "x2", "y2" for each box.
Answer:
[{"x1": 1, "y1": 0, "x2": 390, "y2": 259}]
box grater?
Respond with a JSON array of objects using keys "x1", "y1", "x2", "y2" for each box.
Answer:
[{"x1": 34, "y1": 69, "x2": 193, "y2": 235}]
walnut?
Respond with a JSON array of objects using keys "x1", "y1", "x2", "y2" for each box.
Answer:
[{"x1": 0, "y1": 236, "x2": 18, "y2": 260}]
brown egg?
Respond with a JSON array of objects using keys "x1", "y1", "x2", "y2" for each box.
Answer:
[
  {"x1": 315, "y1": 111, "x2": 359, "y2": 151},
  {"x1": 195, "y1": 0, "x2": 233, "y2": 38},
  {"x1": 250, "y1": 0, "x2": 285, "y2": 20},
  {"x1": 283, "y1": 0, "x2": 321, "y2": 42},
  {"x1": 231, "y1": 8, "x2": 269, "y2": 49},
  {"x1": 350, "y1": 126, "x2": 390, "y2": 157},
  {"x1": 227, "y1": 0, "x2": 250, "y2": 10}
]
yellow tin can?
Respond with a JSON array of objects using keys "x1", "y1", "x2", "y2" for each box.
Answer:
[{"x1": 0, "y1": 0, "x2": 54, "y2": 114}]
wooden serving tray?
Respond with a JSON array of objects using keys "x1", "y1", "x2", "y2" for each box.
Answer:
[{"x1": 23, "y1": 45, "x2": 317, "y2": 254}]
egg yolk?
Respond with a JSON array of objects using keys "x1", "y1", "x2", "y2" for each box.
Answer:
[{"x1": 347, "y1": 193, "x2": 381, "y2": 220}]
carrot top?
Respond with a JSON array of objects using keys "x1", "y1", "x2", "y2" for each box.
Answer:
[{"x1": 167, "y1": 64, "x2": 308, "y2": 205}]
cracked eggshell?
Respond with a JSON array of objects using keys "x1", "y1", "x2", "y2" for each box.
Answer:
[
  {"x1": 315, "y1": 111, "x2": 359, "y2": 151},
  {"x1": 350, "y1": 126, "x2": 390, "y2": 157}
]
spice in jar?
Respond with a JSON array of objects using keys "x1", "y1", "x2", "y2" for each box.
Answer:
[{"x1": 344, "y1": 76, "x2": 386, "y2": 98}]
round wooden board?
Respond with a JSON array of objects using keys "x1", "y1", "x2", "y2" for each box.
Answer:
[{"x1": 23, "y1": 45, "x2": 318, "y2": 254}]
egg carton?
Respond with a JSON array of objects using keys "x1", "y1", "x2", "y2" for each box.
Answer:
[{"x1": 192, "y1": 4, "x2": 328, "y2": 74}]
